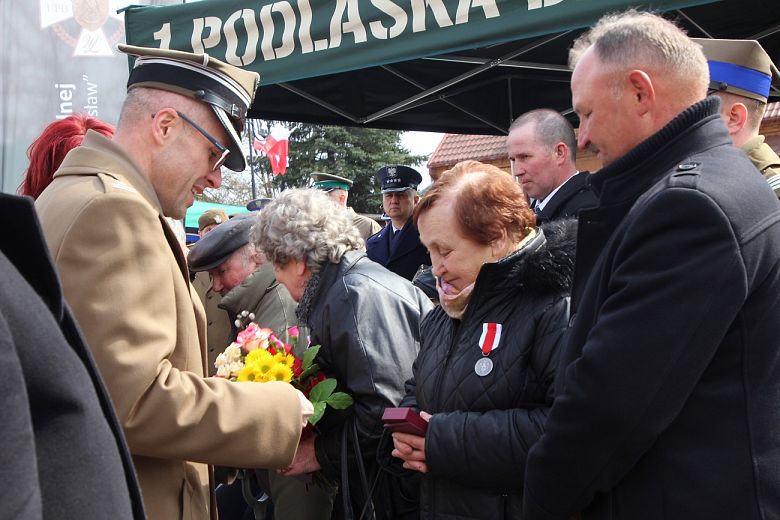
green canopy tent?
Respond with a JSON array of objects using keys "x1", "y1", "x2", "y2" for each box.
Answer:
[
  {"x1": 123, "y1": 0, "x2": 780, "y2": 135},
  {"x1": 185, "y1": 199, "x2": 250, "y2": 230}
]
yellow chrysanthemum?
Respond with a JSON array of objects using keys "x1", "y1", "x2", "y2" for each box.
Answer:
[
  {"x1": 246, "y1": 348, "x2": 275, "y2": 366},
  {"x1": 268, "y1": 363, "x2": 294, "y2": 383},
  {"x1": 237, "y1": 364, "x2": 265, "y2": 382},
  {"x1": 273, "y1": 352, "x2": 296, "y2": 369}
]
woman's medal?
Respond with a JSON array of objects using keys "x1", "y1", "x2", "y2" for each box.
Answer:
[
  {"x1": 474, "y1": 357, "x2": 493, "y2": 376},
  {"x1": 475, "y1": 322, "x2": 502, "y2": 377}
]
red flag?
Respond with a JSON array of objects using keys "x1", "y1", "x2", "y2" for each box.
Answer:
[{"x1": 253, "y1": 127, "x2": 290, "y2": 175}]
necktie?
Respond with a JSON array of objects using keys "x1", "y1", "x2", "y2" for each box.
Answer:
[{"x1": 533, "y1": 201, "x2": 542, "y2": 215}]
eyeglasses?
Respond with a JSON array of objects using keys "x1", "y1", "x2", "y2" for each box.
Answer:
[{"x1": 152, "y1": 111, "x2": 230, "y2": 171}]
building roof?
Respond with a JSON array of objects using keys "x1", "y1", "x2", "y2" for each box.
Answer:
[
  {"x1": 764, "y1": 101, "x2": 780, "y2": 121},
  {"x1": 427, "y1": 133, "x2": 507, "y2": 169}
]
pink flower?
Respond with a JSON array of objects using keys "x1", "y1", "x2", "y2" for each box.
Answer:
[
  {"x1": 236, "y1": 323, "x2": 260, "y2": 344},
  {"x1": 237, "y1": 325, "x2": 274, "y2": 353},
  {"x1": 288, "y1": 326, "x2": 299, "y2": 339}
]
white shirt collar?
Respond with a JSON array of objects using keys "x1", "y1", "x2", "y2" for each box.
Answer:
[{"x1": 536, "y1": 171, "x2": 579, "y2": 211}]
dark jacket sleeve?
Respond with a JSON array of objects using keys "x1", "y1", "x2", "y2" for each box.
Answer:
[
  {"x1": 424, "y1": 297, "x2": 569, "y2": 489},
  {"x1": 523, "y1": 189, "x2": 746, "y2": 519},
  {"x1": 315, "y1": 281, "x2": 428, "y2": 476},
  {"x1": 0, "y1": 313, "x2": 43, "y2": 519}
]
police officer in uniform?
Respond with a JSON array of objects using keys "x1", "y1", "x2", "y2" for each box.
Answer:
[
  {"x1": 694, "y1": 37, "x2": 780, "y2": 198},
  {"x1": 366, "y1": 165, "x2": 431, "y2": 280},
  {"x1": 311, "y1": 172, "x2": 381, "y2": 241}
]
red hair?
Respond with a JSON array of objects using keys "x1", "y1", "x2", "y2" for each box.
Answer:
[
  {"x1": 414, "y1": 160, "x2": 535, "y2": 245},
  {"x1": 19, "y1": 114, "x2": 114, "y2": 200}
]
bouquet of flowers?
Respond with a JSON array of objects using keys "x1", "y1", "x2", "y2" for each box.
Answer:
[{"x1": 214, "y1": 322, "x2": 352, "y2": 425}]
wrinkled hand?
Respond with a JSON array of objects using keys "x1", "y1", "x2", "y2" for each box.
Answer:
[
  {"x1": 296, "y1": 389, "x2": 314, "y2": 428},
  {"x1": 278, "y1": 434, "x2": 321, "y2": 477},
  {"x1": 391, "y1": 411, "x2": 431, "y2": 473}
]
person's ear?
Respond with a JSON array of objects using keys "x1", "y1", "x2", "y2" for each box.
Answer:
[
  {"x1": 553, "y1": 142, "x2": 568, "y2": 165},
  {"x1": 724, "y1": 101, "x2": 749, "y2": 136},
  {"x1": 150, "y1": 108, "x2": 178, "y2": 145},
  {"x1": 626, "y1": 70, "x2": 655, "y2": 116},
  {"x1": 489, "y1": 229, "x2": 509, "y2": 260},
  {"x1": 250, "y1": 251, "x2": 265, "y2": 266},
  {"x1": 294, "y1": 259, "x2": 308, "y2": 276}
]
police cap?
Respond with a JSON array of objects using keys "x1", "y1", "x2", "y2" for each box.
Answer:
[{"x1": 376, "y1": 165, "x2": 422, "y2": 193}]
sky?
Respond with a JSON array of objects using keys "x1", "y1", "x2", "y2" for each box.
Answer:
[{"x1": 401, "y1": 131, "x2": 445, "y2": 190}]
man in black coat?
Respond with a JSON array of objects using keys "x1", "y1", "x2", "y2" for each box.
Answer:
[
  {"x1": 0, "y1": 193, "x2": 145, "y2": 519},
  {"x1": 366, "y1": 165, "x2": 431, "y2": 280},
  {"x1": 507, "y1": 108, "x2": 597, "y2": 223},
  {"x1": 523, "y1": 11, "x2": 780, "y2": 520}
]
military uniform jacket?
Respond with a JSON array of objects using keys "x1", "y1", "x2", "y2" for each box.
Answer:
[
  {"x1": 536, "y1": 171, "x2": 598, "y2": 224},
  {"x1": 523, "y1": 98, "x2": 780, "y2": 520},
  {"x1": 35, "y1": 131, "x2": 304, "y2": 520},
  {"x1": 0, "y1": 194, "x2": 145, "y2": 520},
  {"x1": 347, "y1": 208, "x2": 381, "y2": 242},
  {"x1": 366, "y1": 218, "x2": 431, "y2": 280},
  {"x1": 742, "y1": 134, "x2": 780, "y2": 198}
]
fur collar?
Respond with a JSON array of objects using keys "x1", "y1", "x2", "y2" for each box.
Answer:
[{"x1": 474, "y1": 218, "x2": 577, "y2": 298}]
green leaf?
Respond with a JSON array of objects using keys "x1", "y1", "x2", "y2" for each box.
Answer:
[
  {"x1": 297, "y1": 363, "x2": 320, "y2": 381},
  {"x1": 302, "y1": 345, "x2": 321, "y2": 371},
  {"x1": 309, "y1": 378, "x2": 338, "y2": 402},
  {"x1": 308, "y1": 401, "x2": 327, "y2": 426},
  {"x1": 326, "y1": 392, "x2": 353, "y2": 409}
]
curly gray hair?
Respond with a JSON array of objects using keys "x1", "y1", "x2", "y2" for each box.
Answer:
[{"x1": 251, "y1": 188, "x2": 364, "y2": 274}]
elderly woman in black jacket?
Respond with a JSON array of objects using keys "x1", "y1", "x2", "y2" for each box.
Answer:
[
  {"x1": 391, "y1": 161, "x2": 575, "y2": 519},
  {"x1": 252, "y1": 188, "x2": 433, "y2": 519}
]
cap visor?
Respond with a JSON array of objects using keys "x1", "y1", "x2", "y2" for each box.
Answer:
[
  {"x1": 381, "y1": 187, "x2": 412, "y2": 193},
  {"x1": 211, "y1": 106, "x2": 246, "y2": 171},
  {"x1": 189, "y1": 253, "x2": 231, "y2": 272}
]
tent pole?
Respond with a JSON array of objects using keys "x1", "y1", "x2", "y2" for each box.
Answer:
[
  {"x1": 382, "y1": 65, "x2": 509, "y2": 133},
  {"x1": 277, "y1": 84, "x2": 361, "y2": 123},
  {"x1": 425, "y1": 55, "x2": 570, "y2": 73},
  {"x1": 363, "y1": 31, "x2": 572, "y2": 124},
  {"x1": 248, "y1": 121, "x2": 257, "y2": 200}
]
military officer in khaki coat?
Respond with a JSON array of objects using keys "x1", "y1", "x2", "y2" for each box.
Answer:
[
  {"x1": 311, "y1": 171, "x2": 381, "y2": 241},
  {"x1": 35, "y1": 45, "x2": 312, "y2": 520},
  {"x1": 694, "y1": 37, "x2": 780, "y2": 198}
]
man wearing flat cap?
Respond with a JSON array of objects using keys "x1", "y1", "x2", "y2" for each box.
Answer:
[
  {"x1": 35, "y1": 45, "x2": 312, "y2": 520},
  {"x1": 695, "y1": 38, "x2": 780, "y2": 198},
  {"x1": 189, "y1": 214, "x2": 297, "y2": 367},
  {"x1": 311, "y1": 171, "x2": 381, "y2": 241},
  {"x1": 366, "y1": 165, "x2": 431, "y2": 280}
]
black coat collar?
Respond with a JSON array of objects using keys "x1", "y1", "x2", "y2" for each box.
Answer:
[
  {"x1": 539, "y1": 171, "x2": 590, "y2": 218},
  {"x1": 590, "y1": 96, "x2": 728, "y2": 205}
]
